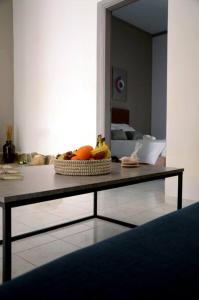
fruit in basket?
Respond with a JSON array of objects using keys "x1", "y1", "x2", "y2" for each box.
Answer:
[
  {"x1": 91, "y1": 135, "x2": 111, "y2": 159},
  {"x1": 64, "y1": 151, "x2": 74, "y2": 160},
  {"x1": 71, "y1": 156, "x2": 79, "y2": 160},
  {"x1": 72, "y1": 145, "x2": 93, "y2": 160},
  {"x1": 55, "y1": 136, "x2": 111, "y2": 161},
  {"x1": 91, "y1": 147, "x2": 106, "y2": 159},
  {"x1": 57, "y1": 152, "x2": 73, "y2": 160},
  {"x1": 56, "y1": 154, "x2": 64, "y2": 160}
]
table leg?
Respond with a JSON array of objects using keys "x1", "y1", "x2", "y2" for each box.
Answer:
[
  {"x1": 94, "y1": 192, "x2": 97, "y2": 217},
  {"x1": 2, "y1": 205, "x2": 12, "y2": 282},
  {"x1": 177, "y1": 173, "x2": 183, "y2": 210}
]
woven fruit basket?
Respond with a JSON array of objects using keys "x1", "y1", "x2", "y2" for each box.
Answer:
[{"x1": 54, "y1": 158, "x2": 111, "y2": 176}]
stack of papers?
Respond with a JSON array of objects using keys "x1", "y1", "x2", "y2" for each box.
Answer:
[
  {"x1": 120, "y1": 157, "x2": 140, "y2": 168},
  {"x1": 0, "y1": 165, "x2": 23, "y2": 180}
]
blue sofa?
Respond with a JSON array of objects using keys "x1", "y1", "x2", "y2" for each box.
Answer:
[{"x1": 0, "y1": 203, "x2": 199, "y2": 299}]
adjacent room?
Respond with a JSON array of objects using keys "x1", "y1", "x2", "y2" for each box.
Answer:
[{"x1": 109, "y1": 0, "x2": 167, "y2": 166}]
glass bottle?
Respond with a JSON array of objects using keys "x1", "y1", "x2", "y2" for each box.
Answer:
[{"x1": 3, "y1": 125, "x2": 15, "y2": 163}]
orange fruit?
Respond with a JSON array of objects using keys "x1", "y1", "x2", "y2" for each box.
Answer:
[
  {"x1": 75, "y1": 145, "x2": 93, "y2": 160},
  {"x1": 71, "y1": 156, "x2": 79, "y2": 160}
]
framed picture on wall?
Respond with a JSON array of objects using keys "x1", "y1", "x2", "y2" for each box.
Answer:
[{"x1": 112, "y1": 67, "x2": 127, "y2": 102}]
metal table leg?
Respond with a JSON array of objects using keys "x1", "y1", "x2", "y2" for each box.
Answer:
[
  {"x1": 177, "y1": 172, "x2": 183, "y2": 209},
  {"x1": 94, "y1": 191, "x2": 97, "y2": 217},
  {"x1": 2, "y1": 204, "x2": 12, "y2": 282}
]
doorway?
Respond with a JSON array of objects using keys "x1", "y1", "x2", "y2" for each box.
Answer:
[{"x1": 97, "y1": 0, "x2": 168, "y2": 154}]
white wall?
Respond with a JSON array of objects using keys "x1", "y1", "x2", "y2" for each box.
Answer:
[
  {"x1": 13, "y1": 0, "x2": 97, "y2": 154},
  {"x1": 151, "y1": 34, "x2": 167, "y2": 139},
  {"x1": 166, "y1": 0, "x2": 199, "y2": 200},
  {"x1": 0, "y1": 0, "x2": 13, "y2": 150}
]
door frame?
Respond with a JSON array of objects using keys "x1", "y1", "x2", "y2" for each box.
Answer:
[{"x1": 96, "y1": 0, "x2": 138, "y2": 144}]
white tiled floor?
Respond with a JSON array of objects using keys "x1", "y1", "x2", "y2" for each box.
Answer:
[{"x1": 0, "y1": 180, "x2": 197, "y2": 283}]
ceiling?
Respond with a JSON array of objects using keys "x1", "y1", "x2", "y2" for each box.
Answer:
[{"x1": 112, "y1": 0, "x2": 168, "y2": 35}]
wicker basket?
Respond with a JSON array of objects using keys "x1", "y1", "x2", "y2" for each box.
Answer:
[{"x1": 54, "y1": 158, "x2": 111, "y2": 176}]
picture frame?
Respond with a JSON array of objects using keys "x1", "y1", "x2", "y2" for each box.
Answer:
[{"x1": 112, "y1": 67, "x2": 127, "y2": 102}]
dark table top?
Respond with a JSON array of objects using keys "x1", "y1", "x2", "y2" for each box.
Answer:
[{"x1": 0, "y1": 163, "x2": 183, "y2": 205}]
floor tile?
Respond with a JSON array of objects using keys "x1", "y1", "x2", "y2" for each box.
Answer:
[
  {"x1": 165, "y1": 195, "x2": 197, "y2": 208},
  {"x1": 12, "y1": 255, "x2": 36, "y2": 278},
  {"x1": 17, "y1": 240, "x2": 79, "y2": 266},
  {"x1": 63, "y1": 222, "x2": 129, "y2": 248},
  {"x1": 99, "y1": 202, "x2": 154, "y2": 219},
  {"x1": 123, "y1": 209, "x2": 169, "y2": 225},
  {"x1": 182, "y1": 199, "x2": 198, "y2": 207},
  {"x1": 49, "y1": 223, "x2": 90, "y2": 239},
  {"x1": 0, "y1": 254, "x2": 35, "y2": 283},
  {"x1": 0, "y1": 233, "x2": 57, "y2": 256},
  {"x1": 12, "y1": 233, "x2": 57, "y2": 253},
  {"x1": 12, "y1": 222, "x2": 33, "y2": 237},
  {"x1": 37, "y1": 195, "x2": 93, "y2": 214},
  {"x1": 82, "y1": 218, "x2": 111, "y2": 228},
  {"x1": 12, "y1": 210, "x2": 65, "y2": 228},
  {"x1": 40, "y1": 204, "x2": 91, "y2": 219}
]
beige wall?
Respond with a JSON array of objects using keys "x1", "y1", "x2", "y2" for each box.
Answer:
[
  {"x1": 166, "y1": 0, "x2": 199, "y2": 200},
  {"x1": 0, "y1": 0, "x2": 13, "y2": 150},
  {"x1": 111, "y1": 16, "x2": 152, "y2": 133}
]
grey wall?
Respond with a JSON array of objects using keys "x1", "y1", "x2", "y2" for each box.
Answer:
[
  {"x1": 151, "y1": 34, "x2": 167, "y2": 139},
  {"x1": 111, "y1": 16, "x2": 152, "y2": 134},
  {"x1": 0, "y1": 0, "x2": 13, "y2": 150}
]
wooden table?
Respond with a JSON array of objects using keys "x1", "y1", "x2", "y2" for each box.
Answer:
[{"x1": 0, "y1": 163, "x2": 184, "y2": 282}]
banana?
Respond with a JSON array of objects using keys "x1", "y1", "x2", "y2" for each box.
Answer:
[
  {"x1": 91, "y1": 144, "x2": 108, "y2": 158},
  {"x1": 91, "y1": 136, "x2": 112, "y2": 159},
  {"x1": 104, "y1": 148, "x2": 111, "y2": 159},
  {"x1": 96, "y1": 135, "x2": 101, "y2": 147},
  {"x1": 102, "y1": 139, "x2": 111, "y2": 159},
  {"x1": 96, "y1": 134, "x2": 104, "y2": 148}
]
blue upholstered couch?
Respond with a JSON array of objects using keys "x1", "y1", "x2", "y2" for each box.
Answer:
[{"x1": 0, "y1": 203, "x2": 199, "y2": 299}]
